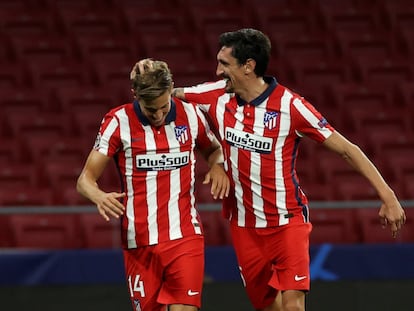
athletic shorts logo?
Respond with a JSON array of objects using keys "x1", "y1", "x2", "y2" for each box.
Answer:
[
  {"x1": 187, "y1": 289, "x2": 200, "y2": 296},
  {"x1": 225, "y1": 127, "x2": 273, "y2": 154},
  {"x1": 133, "y1": 299, "x2": 142, "y2": 311},
  {"x1": 136, "y1": 151, "x2": 190, "y2": 171},
  {"x1": 294, "y1": 275, "x2": 307, "y2": 281}
]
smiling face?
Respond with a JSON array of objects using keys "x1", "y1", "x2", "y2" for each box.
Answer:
[
  {"x1": 216, "y1": 46, "x2": 246, "y2": 93},
  {"x1": 139, "y1": 89, "x2": 171, "y2": 127}
]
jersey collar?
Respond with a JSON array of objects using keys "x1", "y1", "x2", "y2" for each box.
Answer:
[
  {"x1": 133, "y1": 99, "x2": 177, "y2": 126},
  {"x1": 236, "y1": 76, "x2": 278, "y2": 106}
]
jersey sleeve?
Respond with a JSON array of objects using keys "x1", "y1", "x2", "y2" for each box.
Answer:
[
  {"x1": 94, "y1": 109, "x2": 122, "y2": 157},
  {"x1": 290, "y1": 96, "x2": 335, "y2": 143},
  {"x1": 194, "y1": 105, "x2": 217, "y2": 150},
  {"x1": 183, "y1": 80, "x2": 227, "y2": 111}
]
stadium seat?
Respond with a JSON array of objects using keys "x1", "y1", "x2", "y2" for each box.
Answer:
[
  {"x1": 41, "y1": 159, "x2": 84, "y2": 195},
  {"x1": 355, "y1": 207, "x2": 414, "y2": 244},
  {"x1": 23, "y1": 135, "x2": 89, "y2": 164},
  {"x1": 0, "y1": 88, "x2": 51, "y2": 116},
  {"x1": 53, "y1": 86, "x2": 118, "y2": 114},
  {"x1": 6, "y1": 111, "x2": 72, "y2": 139},
  {"x1": 0, "y1": 215, "x2": 14, "y2": 247},
  {"x1": 0, "y1": 62, "x2": 29, "y2": 89},
  {"x1": 333, "y1": 31, "x2": 398, "y2": 63},
  {"x1": 334, "y1": 178, "x2": 378, "y2": 201},
  {"x1": 62, "y1": 187, "x2": 92, "y2": 206},
  {"x1": 9, "y1": 214, "x2": 82, "y2": 249},
  {"x1": 0, "y1": 138, "x2": 24, "y2": 163},
  {"x1": 0, "y1": 7, "x2": 58, "y2": 35},
  {"x1": 187, "y1": 4, "x2": 254, "y2": 39},
  {"x1": 55, "y1": 6, "x2": 124, "y2": 35},
  {"x1": 0, "y1": 163, "x2": 38, "y2": 190},
  {"x1": 78, "y1": 213, "x2": 121, "y2": 248},
  {"x1": 315, "y1": 0, "x2": 383, "y2": 34},
  {"x1": 198, "y1": 210, "x2": 231, "y2": 245},
  {"x1": 10, "y1": 34, "x2": 77, "y2": 63},
  {"x1": 121, "y1": 6, "x2": 189, "y2": 35},
  {"x1": 140, "y1": 33, "x2": 206, "y2": 68},
  {"x1": 355, "y1": 58, "x2": 413, "y2": 87},
  {"x1": 73, "y1": 34, "x2": 138, "y2": 64},
  {"x1": 29, "y1": 60, "x2": 92, "y2": 91},
  {"x1": 269, "y1": 32, "x2": 336, "y2": 62},
  {"x1": 0, "y1": 187, "x2": 54, "y2": 206},
  {"x1": 310, "y1": 208, "x2": 359, "y2": 244},
  {"x1": 256, "y1": 5, "x2": 320, "y2": 36}
]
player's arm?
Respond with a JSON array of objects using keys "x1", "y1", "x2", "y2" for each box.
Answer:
[
  {"x1": 198, "y1": 137, "x2": 230, "y2": 200},
  {"x1": 322, "y1": 131, "x2": 406, "y2": 237},
  {"x1": 77, "y1": 149, "x2": 126, "y2": 221}
]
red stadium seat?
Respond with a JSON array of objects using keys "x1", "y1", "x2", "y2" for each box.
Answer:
[
  {"x1": 0, "y1": 7, "x2": 58, "y2": 35},
  {"x1": 6, "y1": 111, "x2": 72, "y2": 138},
  {"x1": 42, "y1": 160, "x2": 84, "y2": 195},
  {"x1": 0, "y1": 163, "x2": 38, "y2": 189},
  {"x1": 29, "y1": 60, "x2": 93, "y2": 91},
  {"x1": 78, "y1": 213, "x2": 121, "y2": 248},
  {"x1": 140, "y1": 33, "x2": 206, "y2": 68},
  {"x1": 55, "y1": 6, "x2": 124, "y2": 35},
  {"x1": 0, "y1": 187, "x2": 54, "y2": 206},
  {"x1": 9, "y1": 214, "x2": 82, "y2": 249},
  {"x1": 310, "y1": 208, "x2": 359, "y2": 244},
  {"x1": 198, "y1": 210, "x2": 231, "y2": 245},
  {"x1": 10, "y1": 34, "x2": 77, "y2": 63},
  {"x1": 187, "y1": 4, "x2": 254, "y2": 39},
  {"x1": 53, "y1": 86, "x2": 118, "y2": 114},
  {"x1": 73, "y1": 34, "x2": 138, "y2": 64},
  {"x1": 0, "y1": 215, "x2": 14, "y2": 247},
  {"x1": 121, "y1": 6, "x2": 189, "y2": 35},
  {"x1": 356, "y1": 208, "x2": 414, "y2": 244}
]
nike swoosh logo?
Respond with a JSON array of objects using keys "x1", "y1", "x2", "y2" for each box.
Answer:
[
  {"x1": 294, "y1": 275, "x2": 307, "y2": 281},
  {"x1": 187, "y1": 290, "x2": 200, "y2": 296}
]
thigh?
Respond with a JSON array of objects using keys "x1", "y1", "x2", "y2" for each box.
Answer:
[
  {"x1": 231, "y1": 224, "x2": 277, "y2": 310},
  {"x1": 158, "y1": 236, "x2": 205, "y2": 309},
  {"x1": 267, "y1": 223, "x2": 312, "y2": 292},
  {"x1": 123, "y1": 246, "x2": 165, "y2": 311}
]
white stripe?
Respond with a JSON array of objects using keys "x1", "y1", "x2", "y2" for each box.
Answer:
[
  {"x1": 115, "y1": 109, "x2": 138, "y2": 248},
  {"x1": 216, "y1": 94, "x2": 229, "y2": 140},
  {"x1": 293, "y1": 98, "x2": 332, "y2": 139},
  {"x1": 251, "y1": 101, "x2": 267, "y2": 228},
  {"x1": 165, "y1": 122, "x2": 183, "y2": 240},
  {"x1": 142, "y1": 126, "x2": 159, "y2": 245},
  {"x1": 277, "y1": 91, "x2": 292, "y2": 226},
  {"x1": 231, "y1": 105, "x2": 245, "y2": 226},
  {"x1": 98, "y1": 118, "x2": 118, "y2": 155}
]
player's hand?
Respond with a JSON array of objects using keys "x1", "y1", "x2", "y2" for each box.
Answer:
[
  {"x1": 203, "y1": 164, "x2": 230, "y2": 200},
  {"x1": 95, "y1": 191, "x2": 126, "y2": 221},
  {"x1": 130, "y1": 58, "x2": 154, "y2": 79},
  {"x1": 378, "y1": 199, "x2": 406, "y2": 238}
]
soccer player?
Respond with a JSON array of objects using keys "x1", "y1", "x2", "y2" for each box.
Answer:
[
  {"x1": 76, "y1": 60, "x2": 230, "y2": 311},
  {"x1": 135, "y1": 28, "x2": 406, "y2": 311}
]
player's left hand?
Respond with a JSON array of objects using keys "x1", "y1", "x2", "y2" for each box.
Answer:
[
  {"x1": 203, "y1": 164, "x2": 230, "y2": 200},
  {"x1": 379, "y1": 199, "x2": 406, "y2": 238}
]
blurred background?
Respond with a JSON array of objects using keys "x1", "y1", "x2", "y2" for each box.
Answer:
[{"x1": 0, "y1": 0, "x2": 413, "y2": 310}]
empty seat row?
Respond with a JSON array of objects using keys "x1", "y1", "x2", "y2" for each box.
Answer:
[{"x1": 0, "y1": 207, "x2": 412, "y2": 249}]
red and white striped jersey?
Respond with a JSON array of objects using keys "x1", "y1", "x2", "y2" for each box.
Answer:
[
  {"x1": 183, "y1": 77, "x2": 335, "y2": 228},
  {"x1": 94, "y1": 98, "x2": 216, "y2": 248}
]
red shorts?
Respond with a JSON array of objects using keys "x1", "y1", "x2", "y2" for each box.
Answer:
[
  {"x1": 123, "y1": 235, "x2": 204, "y2": 311},
  {"x1": 231, "y1": 222, "x2": 312, "y2": 310}
]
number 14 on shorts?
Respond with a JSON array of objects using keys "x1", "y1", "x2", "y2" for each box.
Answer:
[{"x1": 128, "y1": 274, "x2": 146, "y2": 297}]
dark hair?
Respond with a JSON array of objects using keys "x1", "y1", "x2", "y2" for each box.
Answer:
[
  {"x1": 131, "y1": 60, "x2": 173, "y2": 102},
  {"x1": 219, "y1": 28, "x2": 271, "y2": 77}
]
